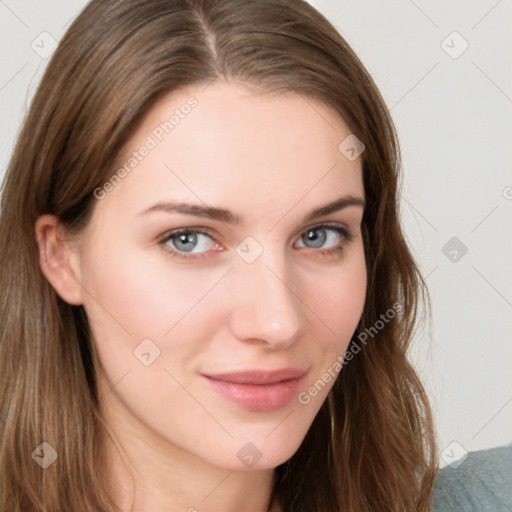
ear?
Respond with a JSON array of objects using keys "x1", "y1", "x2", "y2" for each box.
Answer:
[{"x1": 35, "y1": 214, "x2": 84, "y2": 305}]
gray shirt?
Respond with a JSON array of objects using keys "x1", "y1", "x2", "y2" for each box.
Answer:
[{"x1": 432, "y1": 444, "x2": 512, "y2": 511}]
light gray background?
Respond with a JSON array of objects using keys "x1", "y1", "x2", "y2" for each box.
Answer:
[{"x1": 1, "y1": 0, "x2": 511, "y2": 468}]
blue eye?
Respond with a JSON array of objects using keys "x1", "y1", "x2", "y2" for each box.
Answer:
[
  {"x1": 159, "y1": 223, "x2": 354, "y2": 262},
  {"x1": 159, "y1": 228, "x2": 219, "y2": 261},
  {"x1": 166, "y1": 230, "x2": 216, "y2": 253},
  {"x1": 297, "y1": 225, "x2": 351, "y2": 250}
]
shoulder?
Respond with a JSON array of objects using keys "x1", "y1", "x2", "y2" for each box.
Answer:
[{"x1": 431, "y1": 443, "x2": 512, "y2": 511}]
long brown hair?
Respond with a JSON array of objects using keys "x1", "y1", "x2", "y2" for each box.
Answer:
[{"x1": 0, "y1": 0, "x2": 437, "y2": 510}]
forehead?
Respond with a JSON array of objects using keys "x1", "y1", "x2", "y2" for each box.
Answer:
[{"x1": 97, "y1": 80, "x2": 364, "y2": 223}]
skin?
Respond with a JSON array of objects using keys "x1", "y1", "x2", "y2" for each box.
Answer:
[{"x1": 36, "y1": 80, "x2": 367, "y2": 512}]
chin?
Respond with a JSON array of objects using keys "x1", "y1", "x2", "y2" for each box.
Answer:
[{"x1": 206, "y1": 423, "x2": 310, "y2": 472}]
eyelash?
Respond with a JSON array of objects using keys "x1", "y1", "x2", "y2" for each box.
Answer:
[{"x1": 158, "y1": 222, "x2": 354, "y2": 262}]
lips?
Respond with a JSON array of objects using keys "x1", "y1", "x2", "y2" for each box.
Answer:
[{"x1": 202, "y1": 368, "x2": 306, "y2": 412}]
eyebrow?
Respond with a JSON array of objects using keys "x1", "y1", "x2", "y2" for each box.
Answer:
[{"x1": 138, "y1": 194, "x2": 365, "y2": 225}]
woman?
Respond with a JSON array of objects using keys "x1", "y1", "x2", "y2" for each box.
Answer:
[{"x1": 0, "y1": 0, "x2": 437, "y2": 510}]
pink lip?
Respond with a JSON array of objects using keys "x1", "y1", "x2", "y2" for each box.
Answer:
[{"x1": 202, "y1": 368, "x2": 306, "y2": 412}]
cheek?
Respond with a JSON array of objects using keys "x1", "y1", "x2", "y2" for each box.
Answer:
[
  {"x1": 298, "y1": 242, "x2": 366, "y2": 394},
  {"x1": 80, "y1": 240, "x2": 222, "y2": 338},
  {"x1": 306, "y1": 242, "x2": 367, "y2": 343},
  {"x1": 78, "y1": 242, "x2": 222, "y2": 427},
  {"x1": 78, "y1": 239, "x2": 233, "y2": 393}
]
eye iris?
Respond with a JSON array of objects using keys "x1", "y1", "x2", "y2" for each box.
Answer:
[
  {"x1": 173, "y1": 232, "x2": 197, "y2": 252},
  {"x1": 303, "y1": 228, "x2": 326, "y2": 248}
]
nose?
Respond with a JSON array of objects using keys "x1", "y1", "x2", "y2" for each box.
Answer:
[{"x1": 227, "y1": 245, "x2": 306, "y2": 349}]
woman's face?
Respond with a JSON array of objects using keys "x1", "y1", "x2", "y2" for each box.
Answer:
[{"x1": 73, "y1": 81, "x2": 366, "y2": 470}]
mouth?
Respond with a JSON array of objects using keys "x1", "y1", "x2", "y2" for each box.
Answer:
[{"x1": 201, "y1": 368, "x2": 306, "y2": 412}]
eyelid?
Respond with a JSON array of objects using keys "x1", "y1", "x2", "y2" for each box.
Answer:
[{"x1": 299, "y1": 220, "x2": 353, "y2": 239}]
